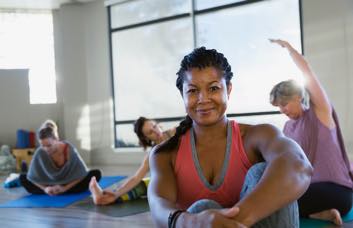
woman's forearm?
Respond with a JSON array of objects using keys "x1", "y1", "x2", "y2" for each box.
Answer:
[
  {"x1": 114, "y1": 176, "x2": 141, "y2": 197},
  {"x1": 233, "y1": 150, "x2": 312, "y2": 226},
  {"x1": 33, "y1": 182, "x2": 47, "y2": 191},
  {"x1": 62, "y1": 178, "x2": 82, "y2": 192}
]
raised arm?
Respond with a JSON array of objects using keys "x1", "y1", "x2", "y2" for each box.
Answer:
[
  {"x1": 231, "y1": 124, "x2": 313, "y2": 226},
  {"x1": 270, "y1": 39, "x2": 334, "y2": 127}
]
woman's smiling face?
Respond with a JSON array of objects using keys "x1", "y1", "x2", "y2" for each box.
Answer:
[{"x1": 182, "y1": 66, "x2": 231, "y2": 126}]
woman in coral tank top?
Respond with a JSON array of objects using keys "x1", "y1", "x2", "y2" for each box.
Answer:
[{"x1": 148, "y1": 47, "x2": 313, "y2": 228}]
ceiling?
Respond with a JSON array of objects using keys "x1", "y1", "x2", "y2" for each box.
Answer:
[{"x1": 0, "y1": 0, "x2": 99, "y2": 10}]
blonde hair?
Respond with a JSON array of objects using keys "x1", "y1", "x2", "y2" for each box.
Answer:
[
  {"x1": 38, "y1": 119, "x2": 59, "y2": 140},
  {"x1": 270, "y1": 80, "x2": 310, "y2": 110}
]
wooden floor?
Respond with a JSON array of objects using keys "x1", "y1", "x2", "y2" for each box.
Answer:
[
  {"x1": 0, "y1": 164, "x2": 352, "y2": 228},
  {"x1": 0, "y1": 164, "x2": 154, "y2": 228}
]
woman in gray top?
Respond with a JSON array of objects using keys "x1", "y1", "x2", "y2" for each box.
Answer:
[
  {"x1": 20, "y1": 120, "x2": 101, "y2": 195},
  {"x1": 270, "y1": 39, "x2": 353, "y2": 225}
]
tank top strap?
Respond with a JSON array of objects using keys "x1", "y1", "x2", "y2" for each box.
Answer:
[{"x1": 63, "y1": 143, "x2": 69, "y2": 163}]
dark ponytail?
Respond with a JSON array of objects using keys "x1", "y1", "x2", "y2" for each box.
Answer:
[
  {"x1": 134, "y1": 117, "x2": 153, "y2": 150},
  {"x1": 155, "y1": 115, "x2": 193, "y2": 153}
]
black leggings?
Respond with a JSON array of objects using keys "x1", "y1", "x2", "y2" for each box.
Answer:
[
  {"x1": 298, "y1": 182, "x2": 352, "y2": 217},
  {"x1": 20, "y1": 169, "x2": 101, "y2": 194}
]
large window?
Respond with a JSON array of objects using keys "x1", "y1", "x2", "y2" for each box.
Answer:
[
  {"x1": 0, "y1": 10, "x2": 56, "y2": 104},
  {"x1": 107, "y1": 0, "x2": 302, "y2": 148}
]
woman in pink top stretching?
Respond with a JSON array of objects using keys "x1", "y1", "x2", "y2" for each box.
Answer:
[
  {"x1": 148, "y1": 47, "x2": 313, "y2": 228},
  {"x1": 270, "y1": 39, "x2": 353, "y2": 225}
]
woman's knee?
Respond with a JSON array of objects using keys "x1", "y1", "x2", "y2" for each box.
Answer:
[
  {"x1": 240, "y1": 162, "x2": 267, "y2": 199},
  {"x1": 89, "y1": 169, "x2": 102, "y2": 181},
  {"x1": 187, "y1": 199, "x2": 222, "y2": 213}
]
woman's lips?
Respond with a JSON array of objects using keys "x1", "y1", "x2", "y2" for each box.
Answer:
[{"x1": 196, "y1": 108, "x2": 214, "y2": 114}]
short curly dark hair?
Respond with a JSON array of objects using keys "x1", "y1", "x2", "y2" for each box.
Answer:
[{"x1": 176, "y1": 46, "x2": 233, "y2": 93}]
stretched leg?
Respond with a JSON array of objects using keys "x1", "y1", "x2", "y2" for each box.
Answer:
[
  {"x1": 19, "y1": 174, "x2": 45, "y2": 194},
  {"x1": 298, "y1": 182, "x2": 352, "y2": 225},
  {"x1": 240, "y1": 162, "x2": 299, "y2": 228},
  {"x1": 116, "y1": 179, "x2": 148, "y2": 203},
  {"x1": 67, "y1": 169, "x2": 102, "y2": 193}
]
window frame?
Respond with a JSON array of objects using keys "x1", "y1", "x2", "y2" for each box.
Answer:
[{"x1": 107, "y1": 0, "x2": 304, "y2": 148}]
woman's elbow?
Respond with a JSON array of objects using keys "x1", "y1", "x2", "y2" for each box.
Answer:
[{"x1": 292, "y1": 153, "x2": 313, "y2": 193}]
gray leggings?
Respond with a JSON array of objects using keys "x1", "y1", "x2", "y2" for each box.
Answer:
[{"x1": 187, "y1": 163, "x2": 299, "y2": 228}]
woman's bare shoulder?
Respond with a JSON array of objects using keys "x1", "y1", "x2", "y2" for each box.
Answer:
[
  {"x1": 238, "y1": 123, "x2": 281, "y2": 141},
  {"x1": 149, "y1": 140, "x2": 179, "y2": 166}
]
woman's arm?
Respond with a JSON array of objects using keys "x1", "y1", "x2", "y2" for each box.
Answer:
[
  {"x1": 32, "y1": 179, "x2": 81, "y2": 195},
  {"x1": 231, "y1": 124, "x2": 313, "y2": 226},
  {"x1": 113, "y1": 152, "x2": 150, "y2": 197},
  {"x1": 32, "y1": 182, "x2": 47, "y2": 191},
  {"x1": 148, "y1": 147, "x2": 180, "y2": 227},
  {"x1": 59, "y1": 178, "x2": 83, "y2": 193},
  {"x1": 270, "y1": 39, "x2": 334, "y2": 127},
  {"x1": 148, "y1": 147, "x2": 244, "y2": 228},
  {"x1": 44, "y1": 178, "x2": 83, "y2": 195},
  {"x1": 90, "y1": 153, "x2": 150, "y2": 205}
]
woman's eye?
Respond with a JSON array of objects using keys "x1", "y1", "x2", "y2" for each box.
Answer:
[
  {"x1": 210, "y1": 86, "x2": 219, "y2": 92},
  {"x1": 187, "y1": 88, "x2": 197, "y2": 94}
]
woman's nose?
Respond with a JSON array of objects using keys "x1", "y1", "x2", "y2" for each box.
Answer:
[{"x1": 198, "y1": 90, "x2": 210, "y2": 102}]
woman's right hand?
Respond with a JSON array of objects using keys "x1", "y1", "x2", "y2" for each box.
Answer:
[
  {"x1": 44, "y1": 186, "x2": 57, "y2": 196},
  {"x1": 182, "y1": 207, "x2": 247, "y2": 228},
  {"x1": 269, "y1": 39, "x2": 294, "y2": 51},
  {"x1": 93, "y1": 190, "x2": 118, "y2": 205}
]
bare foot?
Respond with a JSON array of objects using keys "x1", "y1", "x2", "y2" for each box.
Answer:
[
  {"x1": 309, "y1": 209, "x2": 343, "y2": 226},
  {"x1": 89, "y1": 176, "x2": 103, "y2": 204}
]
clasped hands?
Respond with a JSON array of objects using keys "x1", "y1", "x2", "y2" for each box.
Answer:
[
  {"x1": 190, "y1": 206, "x2": 248, "y2": 228},
  {"x1": 44, "y1": 185, "x2": 66, "y2": 195}
]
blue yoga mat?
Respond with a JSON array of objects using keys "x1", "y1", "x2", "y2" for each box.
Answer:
[
  {"x1": 300, "y1": 205, "x2": 353, "y2": 227},
  {"x1": 0, "y1": 176, "x2": 125, "y2": 208}
]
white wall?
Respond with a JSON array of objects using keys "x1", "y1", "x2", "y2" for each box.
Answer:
[
  {"x1": 82, "y1": 0, "x2": 118, "y2": 164},
  {"x1": 54, "y1": 4, "x2": 90, "y2": 162},
  {"x1": 0, "y1": 70, "x2": 62, "y2": 148},
  {"x1": 302, "y1": 0, "x2": 353, "y2": 159},
  {"x1": 54, "y1": 0, "x2": 140, "y2": 165}
]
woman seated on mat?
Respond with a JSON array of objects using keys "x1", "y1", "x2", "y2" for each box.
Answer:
[
  {"x1": 269, "y1": 39, "x2": 353, "y2": 225},
  {"x1": 148, "y1": 46, "x2": 313, "y2": 228},
  {"x1": 89, "y1": 116, "x2": 175, "y2": 205},
  {"x1": 20, "y1": 120, "x2": 101, "y2": 195}
]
